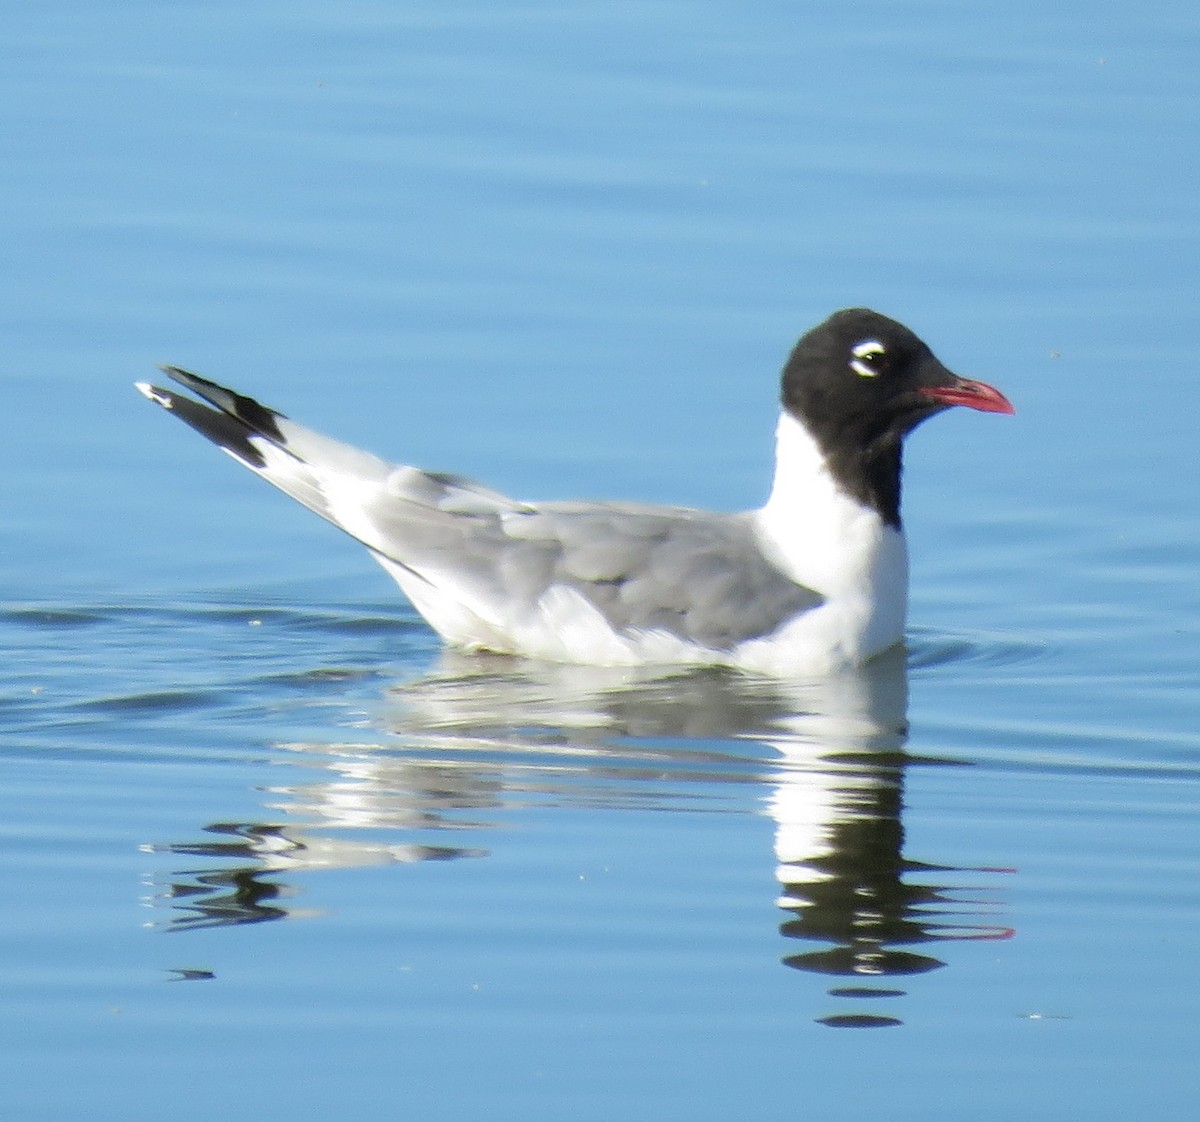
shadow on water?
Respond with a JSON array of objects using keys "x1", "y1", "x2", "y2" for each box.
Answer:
[{"x1": 145, "y1": 643, "x2": 1013, "y2": 1028}]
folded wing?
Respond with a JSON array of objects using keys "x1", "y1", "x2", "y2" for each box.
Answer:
[{"x1": 137, "y1": 369, "x2": 821, "y2": 653}]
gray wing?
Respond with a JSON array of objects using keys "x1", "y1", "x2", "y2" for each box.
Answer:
[
  {"x1": 136, "y1": 369, "x2": 821, "y2": 649},
  {"x1": 498, "y1": 505, "x2": 823, "y2": 649}
]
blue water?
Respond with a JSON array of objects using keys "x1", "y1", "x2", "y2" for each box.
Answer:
[{"x1": 3, "y1": 0, "x2": 1200, "y2": 1118}]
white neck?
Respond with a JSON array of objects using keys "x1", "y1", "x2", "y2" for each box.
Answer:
[{"x1": 753, "y1": 412, "x2": 908, "y2": 639}]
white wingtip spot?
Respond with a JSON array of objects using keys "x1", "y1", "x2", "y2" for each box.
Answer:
[{"x1": 135, "y1": 382, "x2": 174, "y2": 409}]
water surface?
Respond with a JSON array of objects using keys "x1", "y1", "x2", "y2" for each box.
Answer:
[{"x1": 3, "y1": 1, "x2": 1200, "y2": 1118}]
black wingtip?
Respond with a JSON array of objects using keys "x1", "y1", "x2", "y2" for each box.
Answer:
[
  {"x1": 156, "y1": 366, "x2": 288, "y2": 444},
  {"x1": 135, "y1": 378, "x2": 269, "y2": 470}
]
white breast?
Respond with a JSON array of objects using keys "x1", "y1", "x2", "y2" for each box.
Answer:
[{"x1": 745, "y1": 412, "x2": 909, "y2": 672}]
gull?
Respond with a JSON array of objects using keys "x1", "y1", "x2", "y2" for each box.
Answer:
[{"x1": 136, "y1": 308, "x2": 1013, "y2": 673}]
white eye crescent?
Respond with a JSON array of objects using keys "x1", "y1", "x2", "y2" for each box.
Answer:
[{"x1": 850, "y1": 339, "x2": 886, "y2": 378}]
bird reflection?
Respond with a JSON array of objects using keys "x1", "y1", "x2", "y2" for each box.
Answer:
[{"x1": 146, "y1": 646, "x2": 1011, "y2": 1024}]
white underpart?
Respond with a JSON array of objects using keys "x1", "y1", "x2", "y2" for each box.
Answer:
[
  {"x1": 376, "y1": 554, "x2": 512, "y2": 650},
  {"x1": 745, "y1": 411, "x2": 908, "y2": 673},
  {"x1": 380, "y1": 558, "x2": 718, "y2": 667}
]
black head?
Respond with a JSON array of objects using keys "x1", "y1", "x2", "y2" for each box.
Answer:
[{"x1": 781, "y1": 308, "x2": 1013, "y2": 527}]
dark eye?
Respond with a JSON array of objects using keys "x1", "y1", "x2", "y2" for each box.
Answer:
[{"x1": 849, "y1": 339, "x2": 887, "y2": 378}]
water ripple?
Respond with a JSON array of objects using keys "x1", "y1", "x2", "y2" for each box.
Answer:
[
  {"x1": 907, "y1": 628, "x2": 1054, "y2": 670},
  {"x1": 72, "y1": 689, "x2": 226, "y2": 714}
]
